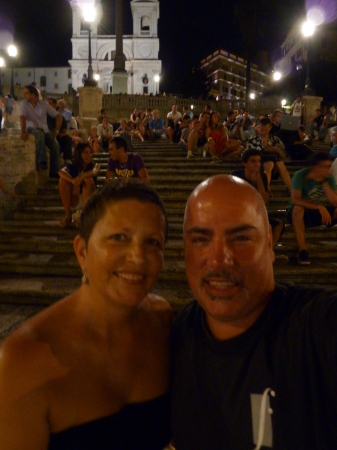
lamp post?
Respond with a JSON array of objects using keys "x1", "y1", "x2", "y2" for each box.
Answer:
[
  {"x1": 7, "y1": 44, "x2": 17, "y2": 98},
  {"x1": 154, "y1": 74, "x2": 160, "y2": 95},
  {"x1": 0, "y1": 57, "x2": 4, "y2": 96},
  {"x1": 302, "y1": 20, "x2": 315, "y2": 95},
  {"x1": 83, "y1": 5, "x2": 97, "y2": 87}
]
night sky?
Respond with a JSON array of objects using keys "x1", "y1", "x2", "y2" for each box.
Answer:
[{"x1": 0, "y1": 0, "x2": 304, "y2": 94}]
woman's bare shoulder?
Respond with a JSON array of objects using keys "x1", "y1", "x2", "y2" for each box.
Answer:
[{"x1": 0, "y1": 294, "x2": 79, "y2": 394}]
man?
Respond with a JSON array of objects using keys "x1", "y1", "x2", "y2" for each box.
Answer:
[
  {"x1": 223, "y1": 110, "x2": 238, "y2": 138},
  {"x1": 167, "y1": 105, "x2": 182, "y2": 130},
  {"x1": 270, "y1": 109, "x2": 283, "y2": 135},
  {"x1": 246, "y1": 117, "x2": 291, "y2": 191},
  {"x1": 232, "y1": 149, "x2": 285, "y2": 249},
  {"x1": 309, "y1": 108, "x2": 326, "y2": 141},
  {"x1": 291, "y1": 95, "x2": 304, "y2": 122},
  {"x1": 238, "y1": 110, "x2": 256, "y2": 141},
  {"x1": 97, "y1": 116, "x2": 113, "y2": 150},
  {"x1": 4, "y1": 93, "x2": 15, "y2": 123},
  {"x1": 286, "y1": 152, "x2": 337, "y2": 265},
  {"x1": 106, "y1": 136, "x2": 149, "y2": 184},
  {"x1": 57, "y1": 99, "x2": 72, "y2": 130},
  {"x1": 186, "y1": 111, "x2": 210, "y2": 158},
  {"x1": 168, "y1": 114, "x2": 190, "y2": 144},
  {"x1": 148, "y1": 109, "x2": 165, "y2": 140},
  {"x1": 20, "y1": 84, "x2": 61, "y2": 178},
  {"x1": 47, "y1": 97, "x2": 72, "y2": 164},
  {"x1": 182, "y1": 106, "x2": 193, "y2": 119},
  {"x1": 171, "y1": 174, "x2": 337, "y2": 449}
]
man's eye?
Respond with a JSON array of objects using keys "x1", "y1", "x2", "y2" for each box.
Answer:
[
  {"x1": 147, "y1": 238, "x2": 162, "y2": 248},
  {"x1": 191, "y1": 236, "x2": 208, "y2": 243},
  {"x1": 234, "y1": 235, "x2": 250, "y2": 241}
]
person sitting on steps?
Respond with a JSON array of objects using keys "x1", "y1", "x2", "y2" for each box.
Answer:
[{"x1": 58, "y1": 143, "x2": 100, "y2": 228}]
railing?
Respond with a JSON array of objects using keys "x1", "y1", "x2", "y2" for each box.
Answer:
[{"x1": 102, "y1": 94, "x2": 245, "y2": 119}]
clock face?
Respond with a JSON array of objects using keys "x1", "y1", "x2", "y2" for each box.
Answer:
[{"x1": 139, "y1": 45, "x2": 151, "y2": 58}]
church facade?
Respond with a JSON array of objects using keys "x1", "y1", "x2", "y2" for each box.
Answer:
[{"x1": 69, "y1": 0, "x2": 162, "y2": 95}]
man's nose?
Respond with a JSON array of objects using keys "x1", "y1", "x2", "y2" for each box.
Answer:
[{"x1": 208, "y1": 239, "x2": 234, "y2": 267}]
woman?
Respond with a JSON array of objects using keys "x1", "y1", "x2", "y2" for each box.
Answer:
[
  {"x1": 87, "y1": 126, "x2": 100, "y2": 153},
  {"x1": 0, "y1": 181, "x2": 172, "y2": 449},
  {"x1": 135, "y1": 111, "x2": 146, "y2": 141},
  {"x1": 58, "y1": 142, "x2": 100, "y2": 228},
  {"x1": 206, "y1": 111, "x2": 242, "y2": 162}
]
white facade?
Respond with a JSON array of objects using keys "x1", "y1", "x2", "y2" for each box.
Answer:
[
  {"x1": 0, "y1": 67, "x2": 72, "y2": 95},
  {"x1": 69, "y1": 0, "x2": 162, "y2": 95}
]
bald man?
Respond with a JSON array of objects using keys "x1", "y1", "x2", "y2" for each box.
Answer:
[{"x1": 171, "y1": 175, "x2": 337, "y2": 449}]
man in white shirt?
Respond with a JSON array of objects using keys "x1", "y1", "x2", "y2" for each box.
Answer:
[
  {"x1": 167, "y1": 105, "x2": 182, "y2": 129},
  {"x1": 20, "y1": 84, "x2": 62, "y2": 177}
]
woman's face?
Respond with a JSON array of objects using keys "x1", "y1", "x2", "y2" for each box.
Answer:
[
  {"x1": 211, "y1": 114, "x2": 219, "y2": 125},
  {"x1": 82, "y1": 200, "x2": 166, "y2": 307},
  {"x1": 81, "y1": 146, "x2": 92, "y2": 165}
]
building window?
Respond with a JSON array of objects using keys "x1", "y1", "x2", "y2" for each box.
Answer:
[
  {"x1": 40, "y1": 76, "x2": 46, "y2": 87},
  {"x1": 68, "y1": 83, "x2": 72, "y2": 94},
  {"x1": 54, "y1": 83, "x2": 59, "y2": 89},
  {"x1": 54, "y1": 71, "x2": 58, "y2": 77},
  {"x1": 141, "y1": 15, "x2": 150, "y2": 35},
  {"x1": 14, "y1": 72, "x2": 18, "y2": 77},
  {"x1": 28, "y1": 71, "x2": 31, "y2": 77},
  {"x1": 143, "y1": 86, "x2": 148, "y2": 94},
  {"x1": 68, "y1": 69, "x2": 72, "y2": 79}
]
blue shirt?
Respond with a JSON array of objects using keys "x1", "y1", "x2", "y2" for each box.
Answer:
[
  {"x1": 329, "y1": 145, "x2": 337, "y2": 159},
  {"x1": 149, "y1": 118, "x2": 164, "y2": 131}
]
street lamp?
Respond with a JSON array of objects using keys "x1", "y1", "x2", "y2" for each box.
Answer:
[
  {"x1": 83, "y1": 5, "x2": 97, "y2": 87},
  {"x1": 273, "y1": 71, "x2": 282, "y2": 81},
  {"x1": 154, "y1": 74, "x2": 160, "y2": 95},
  {"x1": 7, "y1": 44, "x2": 17, "y2": 98},
  {"x1": 302, "y1": 20, "x2": 315, "y2": 95},
  {"x1": 0, "y1": 57, "x2": 5, "y2": 96}
]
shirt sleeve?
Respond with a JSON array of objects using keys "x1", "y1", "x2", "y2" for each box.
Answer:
[
  {"x1": 107, "y1": 158, "x2": 115, "y2": 172},
  {"x1": 133, "y1": 154, "x2": 146, "y2": 172},
  {"x1": 291, "y1": 169, "x2": 306, "y2": 191}
]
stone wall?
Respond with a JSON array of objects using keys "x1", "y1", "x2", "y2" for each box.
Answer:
[{"x1": 0, "y1": 135, "x2": 37, "y2": 214}]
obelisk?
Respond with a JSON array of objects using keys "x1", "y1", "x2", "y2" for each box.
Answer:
[{"x1": 111, "y1": 0, "x2": 128, "y2": 93}]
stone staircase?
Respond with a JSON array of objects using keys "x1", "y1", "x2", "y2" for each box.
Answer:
[{"x1": 0, "y1": 139, "x2": 337, "y2": 314}]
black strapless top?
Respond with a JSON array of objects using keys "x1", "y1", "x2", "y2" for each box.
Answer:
[{"x1": 48, "y1": 393, "x2": 171, "y2": 450}]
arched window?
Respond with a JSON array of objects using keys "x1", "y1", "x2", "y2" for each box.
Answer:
[{"x1": 141, "y1": 15, "x2": 150, "y2": 34}]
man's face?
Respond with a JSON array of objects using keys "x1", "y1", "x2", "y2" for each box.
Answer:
[
  {"x1": 172, "y1": 105, "x2": 177, "y2": 114},
  {"x1": 183, "y1": 177, "x2": 274, "y2": 335},
  {"x1": 153, "y1": 111, "x2": 159, "y2": 119},
  {"x1": 228, "y1": 114, "x2": 235, "y2": 122},
  {"x1": 313, "y1": 160, "x2": 332, "y2": 180},
  {"x1": 24, "y1": 88, "x2": 34, "y2": 103},
  {"x1": 108, "y1": 142, "x2": 119, "y2": 161},
  {"x1": 244, "y1": 155, "x2": 261, "y2": 173},
  {"x1": 202, "y1": 113, "x2": 210, "y2": 125},
  {"x1": 57, "y1": 101, "x2": 65, "y2": 111},
  {"x1": 258, "y1": 123, "x2": 271, "y2": 136},
  {"x1": 103, "y1": 117, "x2": 109, "y2": 126},
  {"x1": 274, "y1": 112, "x2": 283, "y2": 125}
]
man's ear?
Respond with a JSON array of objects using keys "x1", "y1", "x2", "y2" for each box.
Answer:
[{"x1": 73, "y1": 235, "x2": 87, "y2": 273}]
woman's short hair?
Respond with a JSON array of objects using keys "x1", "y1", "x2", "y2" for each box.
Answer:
[{"x1": 79, "y1": 181, "x2": 168, "y2": 245}]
